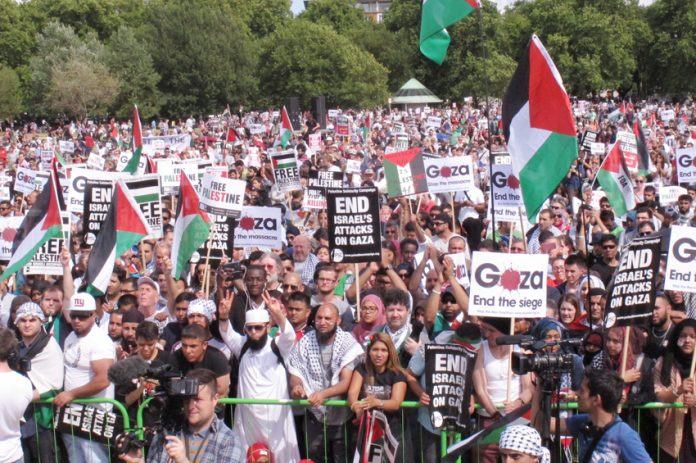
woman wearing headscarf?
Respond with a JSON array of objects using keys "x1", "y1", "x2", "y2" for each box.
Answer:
[
  {"x1": 529, "y1": 318, "x2": 584, "y2": 394},
  {"x1": 351, "y1": 294, "x2": 386, "y2": 347},
  {"x1": 653, "y1": 319, "x2": 696, "y2": 462}
]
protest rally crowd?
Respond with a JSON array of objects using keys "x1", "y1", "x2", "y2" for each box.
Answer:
[{"x1": 2, "y1": 78, "x2": 696, "y2": 463}]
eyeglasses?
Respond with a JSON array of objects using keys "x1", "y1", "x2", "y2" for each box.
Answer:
[
  {"x1": 397, "y1": 272, "x2": 409, "y2": 278},
  {"x1": 441, "y1": 299, "x2": 457, "y2": 305},
  {"x1": 71, "y1": 312, "x2": 92, "y2": 321},
  {"x1": 603, "y1": 245, "x2": 616, "y2": 249},
  {"x1": 245, "y1": 324, "x2": 266, "y2": 332},
  {"x1": 360, "y1": 306, "x2": 377, "y2": 313},
  {"x1": 284, "y1": 284, "x2": 300, "y2": 290},
  {"x1": 638, "y1": 231, "x2": 652, "y2": 237},
  {"x1": 432, "y1": 221, "x2": 445, "y2": 226},
  {"x1": 635, "y1": 180, "x2": 645, "y2": 184}
]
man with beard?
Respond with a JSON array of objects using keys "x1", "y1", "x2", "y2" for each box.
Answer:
[
  {"x1": 288, "y1": 303, "x2": 363, "y2": 463},
  {"x1": 645, "y1": 294, "x2": 675, "y2": 359},
  {"x1": 259, "y1": 252, "x2": 284, "y2": 292},
  {"x1": 219, "y1": 291, "x2": 300, "y2": 462}
]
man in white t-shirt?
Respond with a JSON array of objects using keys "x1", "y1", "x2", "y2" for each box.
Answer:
[
  {"x1": 54, "y1": 293, "x2": 115, "y2": 463},
  {"x1": 0, "y1": 326, "x2": 33, "y2": 463}
]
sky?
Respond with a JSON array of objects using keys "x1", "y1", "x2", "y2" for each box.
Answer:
[{"x1": 291, "y1": 0, "x2": 305, "y2": 15}]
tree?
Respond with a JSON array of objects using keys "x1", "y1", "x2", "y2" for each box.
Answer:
[
  {"x1": 0, "y1": 67, "x2": 23, "y2": 120},
  {"x1": 0, "y1": 0, "x2": 36, "y2": 68},
  {"x1": 257, "y1": 20, "x2": 389, "y2": 108},
  {"x1": 227, "y1": 0, "x2": 291, "y2": 38},
  {"x1": 104, "y1": 26, "x2": 161, "y2": 118},
  {"x1": 300, "y1": 0, "x2": 368, "y2": 34},
  {"x1": 46, "y1": 57, "x2": 119, "y2": 118}
]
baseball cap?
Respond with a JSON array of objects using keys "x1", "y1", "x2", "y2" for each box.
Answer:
[
  {"x1": 247, "y1": 442, "x2": 271, "y2": 462},
  {"x1": 16, "y1": 302, "x2": 45, "y2": 322},
  {"x1": 138, "y1": 276, "x2": 160, "y2": 294},
  {"x1": 69, "y1": 293, "x2": 96, "y2": 312}
]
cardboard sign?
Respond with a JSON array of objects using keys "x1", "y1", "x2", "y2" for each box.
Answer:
[
  {"x1": 82, "y1": 180, "x2": 113, "y2": 243},
  {"x1": 468, "y1": 252, "x2": 548, "y2": 317},
  {"x1": 658, "y1": 185, "x2": 688, "y2": 206},
  {"x1": 123, "y1": 175, "x2": 163, "y2": 238},
  {"x1": 0, "y1": 216, "x2": 24, "y2": 262},
  {"x1": 199, "y1": 173, "x2": 246, "y2": 218},
  {"x1": 233, "y1": 206, "x2": 282, "y2": 249},
  {"x1": 327, "y1": 187, "x2": 381, "y2": 263},
  {"x1": 195, "y1": 214, "x2": 235, "y2": 266},
  {"x1": 53, "y1": 403, "x2": 120, "y2": 444},
  {"x1": 426, "y1": 116, "x2": 442, "y2": 128},
  {"x1": 425, "y1": 343, "x2": 475, "y2": 432},
  {"x1": 270, "y1": 150, "x2": 301, "y2": 193},
  {"x1": 605, "y1": 235, "x2": 661, "y2": 328},
  {"x1": 67, "y1": 168, "x2": 123, "y2": 213},
  {"x1": 581, "y1": 130, "x2": 598, "y2": 151},
  {"x1": 304, "y1": 171, "x2": 343, "y2": 210},
  {"x1": 676, "y1": 148, "x2": 696, "y2": 183},
  {"x1": 490, "y1": 164, "x2": 523, "y2": 208},
  {"x1": 665, "y1": 226, "x2": 696, "y2": 293},
  {"x1": 424, "y1": 156, "x2": 474, "y2": 194},
  {"x1": 336, "y1": 115, "x2": 351, "y2": 136}
]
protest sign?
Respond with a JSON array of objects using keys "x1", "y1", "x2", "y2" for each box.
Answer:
[
  {"x1": 199, "y1": 173, "x2": 245, "y2": 218},
  {"x1": 233, "y1": 206, "x2": 282, "y2": 249},
  {"x1": 86, "y1": 152, "x2": 105, "y2": 170},
  {"x1": 327, "y1": 187, "x2": 380, "y2": 263},
  {"x1": 328, "y1": 109, "x2": 340, "y2": 118},
  {"x1": 270, "y1": 150, "x2": 301, "y2": 193},
  {"x1": 661, "y1": 109, "x2": 676, "y2": 122},
  {"x1": 346, "y1": 159, "x2": 361, "y2": 174},
  {"x1": 413, "y1": 251, "x2": 470, "y2": 291},
  {"x1": 676, "y1": 148, "x2": 696, "y2": 184},
  {"x1": 0, "y1": 216, "x2": 24, "y2": 262},
  {"x1": 39, "y1": 149, "x2": 54, "y2": 170},
  {"x1": 490, "y1": 164, "x2": 523, "y2": 208},
  {"x1": 426, "y1": 116, "x2": 442, "y2": 128},
  {"x1": 304, "y1": 171, "x2": 343, "y2": 210},
  {"x1": 142, "y1": 134, "x2": 191, "y2": 155},
  {"x1": 249, "y1": 124, "x2": 265, "y2": 135},
  {"x1": 605, "y1": 235, "x2": 661, "y2": 327},
  {"x1": 425, "y1": 343, "x2": 475, "y2": 431},
  {"x1": 54, "y1": 404, "x2": 120, "y2": 444},
  {"x1": 308, "y1": 133, "x2": 322, "y2": 151},
  {"x1": 665, "y1": 226, "x2": 696, "y2": 293},
  {"x1": 581, "y1": 130, "x2": 598, "y2": 151},
  {"x1": 195, "y1": 214, "x2": 235, "y2": 267},
  {"x1": 116, "y1": 150, "x2": 146, "y2": 174},
  {"x1": 590, "y1": 142, "x2": 605, "y2": 155},
  {"x1": 83, "y1": 180, "x2": 113, "y2": 243},
  {"x1": 616, "y1": 130, "x2": 639, "y2": 172},
  {"x1": 335, "y1": 115, "x2": 351, "y2": 136},
  {"x1": 67, "y1": 168, "x2": 123, "y2": 213},
  {"x1": 157, "y1": 160, "x2": 199, "y2": 192},
  {"x1": 59, "y1": 140, "x2": 75, "y2": 155},
  {"x1": 469, "y1": 252, "x2": 547, "y2": 318},
  {"x1": 424, "y1": 156, "x2": 474, "y2": 194},
  {"x1": 353, "y1": 410, "x2": 399, "y2": 463},
  {"x1": 124, "y1": 175, "x2": 162, "y2": 238},
  {"x1": 383, "y1": 148, "x2": 427, "y2": 197},
  {"x1": 658, "y1": 185, "x2": 688, "y2": 206},
  {"x1": 24, "y1": 212, "x2": 71, "y2": 276},
  {"x1": 14, "y1": 167, "x2": 40, "y2": 195},
  {"x1": 395, "y1": 133, "x2": 409, "y2": 151},
  {"x1": 393, "y1": 121, "x2": 405, "y2": 134},
  {"x1": 493, "y1": 151, "x2": 511, "y2": 165}
]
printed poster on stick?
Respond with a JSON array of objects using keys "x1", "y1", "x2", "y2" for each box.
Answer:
[
  {"x1": 195, "y1": 214, "x2": 235, "y2": 268},
  {"x1": 198, "y1": 173, "x2": 245, "y2": 218},
  {"x1": 327, "y1": 187, "x2": 381, "y2": 263},
  {"x1": 270, "y1": 150, "x2": 301, "y2": 193},
  {"x1": 468, "y1": 252, "x2": 548, "y2": 318},
  {"x1": 124, "y1": 175, "x2": 163, "y2": 238},
  {"x1": 24, "y1": 213, "x2": 71, "y2": 276},
  {"x1": 490, "y1": 164, "x2": 523, "y2": 208},
  {"x1": 665, "y1": 226, "x2": 696, "y2": 293},
  {"x1": 676, "y1": 148, "x2": 696, "y2": 184},
  {"x1": 605, "y1": 235, "x2": 661, "y2": 327},
  {"x1": 424, "y1": 343, "x2": 475, "y2": 432},
  {"x1": 424, "y1": 156, "x2": 474, "y2": 194},
  {"x1": 304, "y1": 171, "x2": 342, "y2": 210},
  {"x1": 233, "y1": 206, "x2": 282, "y2": 249},
  {"x1": 82, "y1": 180, "x2": 113, "y2": 244}
]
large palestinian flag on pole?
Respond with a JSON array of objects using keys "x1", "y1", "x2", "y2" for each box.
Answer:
[
  {"x1": 171, "y1": 173, "x2": 212, "y2": 279},
  {"x1": 280, "y1": 106, "x2": 293, "y2": 148},
  {"x1": 420, "y1": 0, "x2": 479, "y2": 65},
  {"x1": 596, "y1": 142, "x2": 636, "y2": 217},
  {"x1": 0, "y1": 176, "x2": 62, "y2": 282},
  {"x1": 84, "y1": 179, "x2": 152, "y2": 295},
  {"x1": 123, "y1": 105, "x2": 142, "y2": 174},
  {"x1": 502, "y1": 35, "x2": 578, "y2": 222},
  {"x1": 383, "y1": 147, "x2": 428, "y2": 198}
]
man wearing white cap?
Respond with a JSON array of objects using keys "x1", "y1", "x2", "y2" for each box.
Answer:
[
  {"x1": 498, "y1": 425, "x2": 550, "y2": 463},
  {"x1": 173, "y1": 298, "x2": 231, "y2": 359},
  {"x1": 218, "y1": 290, "x2": 300, "y2": 462},
  {"x1": 54, "y1": 292, "x2": 115, "y2": 463}
]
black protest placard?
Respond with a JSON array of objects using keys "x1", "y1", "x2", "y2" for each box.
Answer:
[
  {"x1": 326, "y1": 187, "x2": 380, "y2": 263},
  {"x1": 581, "y1": 130, "x2": 598, "y2": 151},
  {"x1": 54, "y1": 404, "x2": 121, "y2": 444},
  {"x1": 424, "y1": 343, "x2": 475, "y2": 432},
  {"x1": 196, "y1": 213, "x2": 235, "y2": 268},
  {"x1": 605, "y1": 235, "x2": 661, "y2": 327},
  {"x1": 305, "y1": 171, "x2": 343, "y2": 210},
  {"x1": 82, "y1": 180, "x2": 113, "y2": 244}
]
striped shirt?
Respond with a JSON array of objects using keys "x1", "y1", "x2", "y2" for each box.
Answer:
[{"x1": 147, "y1": 417, "x2": 243, "y2": 463}]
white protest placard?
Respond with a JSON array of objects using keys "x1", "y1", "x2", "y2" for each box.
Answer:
[
  {"x1": 426, "y1": 116, "x2": 442, "y2": 128},
  {"x1": 590, "y1": 142, "x2": 606, "y2": 155},
  {"x1": 661, "y1": 109, "x2": 676, "y2": 122},
  {"x1": 86, "y1": 152, "x2": 105, "y2": 170},
  {"x1": 0, "y1": 216, "x2": 24, "y2": 261},
  {"x1": 116, "y1": 150, "x2": 146, "y2": 174},
  {"x1": 59, "y1": 140, "x2": 75, "y2": 154},
  {"x1": 199, "y1": 173, "x2": 246, "y2": 218},
  {"x1": 491, "y1": 163, "x2": 523, "y2": 208},
  {"x1": 205, "y1": 165, "x2": 228, "y2": 178},
  {"x1": 424, "y1": 156, "x2": 474, "y2": 193},
  {"x1": 665, "y1": 225, "x2": 696, "y2": 292},
  {"x1": 124, "y1": 175, "x2": 163, "y2": 238},
  {"x1": 676, "y1": 148, "x2": 696, "y2": 183},
  {"x1": 233, "y1": 206, "x2": 282, "y2": 249},
  {"x1": 39, "y1": 149, "x2": 54, "y2": 170},
  {"x1": 328, "y1": 109, "x2": 340, "y2": 118},
  {"x1": 469, "y1": 251, "x2": 547, "y2": 317},
  {"x1": 24, "y1": 212, "x2": 70, "y2": 276},
  {"x1": 308, "y1": 133, "x2": 322, "y2": 151},
  {"x1": 14, "y1": 167, "x2": 39, "y2": 195},
  {"x1": 157, "y1": 160, "x2": 199, "y2": 192},
  {"x1": 142, "y1": 134, "x2": 191, "y2": 155},
  {"x1": 249, "y1": 124, "x2": 265, "y2": 135},
  {"x1": 448, "y1": 252, "x2": 470, "y2": 288},
  {"x1": 336, "y1": 115, "x2": 351, "y2": 137},
  {"x1": 658, "y1": 185, "x2": 688, "y2": 206},
  {"x1": 270, "y1": 150, "x2": 300, "y2": 193},
  {"x1": 246, "y1": 147, "x2": 261, "y2": 168},
  {"x1": 346, "y1": 159, "x2": 361, "y2": 174},
  {"x1": 616, "y1": 130, "x2": 639, "y2": 172},
  {"x1": 395, "y1": 133, "x2": 409, "y2": 151},
  {"x1": 493, "y1": 152, "x2": 512, "y2": 165},
  {"x1": 67, "y1": 167, "x2": 123, "y2": 213},
  {"x1": 33, "y1": 172, "x2": 50, "y2": 194}
]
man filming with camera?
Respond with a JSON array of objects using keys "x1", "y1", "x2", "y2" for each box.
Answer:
[{"x1": 119, "y1": 368, "x2": 243, "y2": 463}]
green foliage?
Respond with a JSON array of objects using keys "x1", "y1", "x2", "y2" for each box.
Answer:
[
  {"x1": 257, "y1": 20, "x2": 389, "y2": 108},
  {"x1": 227, "y1": 0, "x2": 291, "y2": 37},
  {"x1": 0, "y1": 0, "x2": 36, "y2": 68},
  {"x1": 300, "y1": 0, "x2": 368, "y2": 34},
  {"x1": 0, "y1": 66, "x2": 23, "y2": 120},
  {"x1": 47, "y1": 57, "x2": 119, "y2": 118}
]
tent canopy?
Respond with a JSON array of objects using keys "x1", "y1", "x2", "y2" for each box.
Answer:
[{"x1": 391, "y1": 78, "x2": 443, "y2": 105}]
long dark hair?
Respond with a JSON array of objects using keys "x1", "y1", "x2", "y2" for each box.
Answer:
[{"x1": 660, "y1": 319, "x2": 696, "y2": 387}]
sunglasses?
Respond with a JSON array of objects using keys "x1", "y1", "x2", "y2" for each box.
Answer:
[
  {"x1": 638, "y1": 231, "x2": 652, "y2": 237},
  {"x1": 432, "y1": 221, "x2": 445, "y2": 226},
  {"x1": 71, "y1": 312, "x2": 92, "y2": 321},
  {"x1": 284, "y1": 284, "x2": 300, "y2": 290},
  {"x1": 245, "y1": 324, "x2": 266, "y2": 332},
  {"x1": 603, "y1": 245, "x2": 616, "y2": 249}
]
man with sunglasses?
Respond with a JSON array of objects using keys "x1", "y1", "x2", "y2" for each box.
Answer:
[{"x1": 591, "y1": 234, "x2": 620, "y2": 287}]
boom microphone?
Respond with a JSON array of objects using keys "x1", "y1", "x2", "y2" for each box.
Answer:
[
  {"x1": 495, "y1": 335, "x2": 535, "y2": 346},
  {"x1": 108, "y1": 356, "x2": 149, "y2": 386}
]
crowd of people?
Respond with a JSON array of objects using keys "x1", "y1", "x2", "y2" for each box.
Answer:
[{"x1": 0, "y1": 97, "x2": 695, "y2": 463}]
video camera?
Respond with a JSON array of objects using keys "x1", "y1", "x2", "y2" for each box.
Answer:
[{"x1": 496, "y1": 335, "x2": 581, "y2": 379}]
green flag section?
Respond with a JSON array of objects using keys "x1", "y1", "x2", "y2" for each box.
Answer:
[
  {"x1": 0, "y1": 175, "x2": 62, "y2": 282},
  {"x1": 596, "y1": 142, "x2": 636, "y2": 217},
  {"x1": 123, "y1": 105, "x2": 142, "y2": 174},
  {"x1": 502, "y1": 35, "x2": 577, "y2": 223},
  {"x1": 419, "y1": 0, "x2": 479, "y2": 65},
  {"x1": 383, "y1": 147, "x2": 428, "y2": 197},
  {"x1": 280, "y1": 106, "x2": 293, "y2": 148},
  {"x1": 84, "y1": 179, "x2": 152, "y2": 295},
  {"x1": 171, "y1": 172, "x2": 212, "y2": 279}
]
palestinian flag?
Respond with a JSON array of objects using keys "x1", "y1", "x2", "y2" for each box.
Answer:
[
  {"x1": 502, "y1": 35, "x2": 577, "y2": 222},
  {"x1": 123, "y1": 105, "x2": 142, "y2": 174},
  {"x1": 51, "y1": 154, "x2": 66, "y2": 212},
  {"x1": 0, "y1": 176, "x2": 62, "y2": 282},
  {"x1": 171, "y1": 172, "x2": 211, "y2": 279},
  {"x1": 383, "y1": 147, "x2": 428, "y2": 198},
  {"x1": 633, "y1": 119, "x2": 652, "y2": 176},
  {"x1": 596, "y1": 142, "x2": 636, "y2": 217},
  {"x1": 226, "y1": 127, "x2": 238, "y2": 143},
  {"x1": 608, "y1": 101, "x2": 626, "y2": 123},
  {"x1": 420, "y1": 0, "x2": 479, "y2": 65},
  {"x1": 280, "y1": 106, "x2": 293, "y2": 148},
  {"x1": 84, "y1": 180, "x2": 152, "y2": 295}
]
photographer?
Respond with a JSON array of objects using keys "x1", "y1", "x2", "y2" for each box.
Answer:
[
  {"x1": 0, "y1": 326, "x2": 34, "y2": 463},
  {"x1": 119, "y1": 368, "x2": 243, "y2": 463}
]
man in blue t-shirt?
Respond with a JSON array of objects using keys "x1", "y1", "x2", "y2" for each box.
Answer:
[{"x1": 533, "y1": 369, "x2": 652, "y2": 463}]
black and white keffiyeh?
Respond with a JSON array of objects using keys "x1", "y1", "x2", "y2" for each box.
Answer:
[{"x1": 499, "y1": 425, "x2": 551, "y2": 463}]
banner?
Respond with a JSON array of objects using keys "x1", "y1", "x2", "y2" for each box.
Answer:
[
  {"x1": 304, "y1": 171, "x2": 343, "y2": 210},
  {"x1": 327, "y1": 187, "x2": 381, "y2": 263},
  {"x1": 676, "y1": 148, "x2": 696, "y2": 184},
  {"x1": 490, "y1": 164, "x2": 523, "y2": 208},
  {"x1": 195, "y1": 214, "x2": 235, "y2": 267},
  {"x1": 424, "y1": 156, "x2": 474, "y2": 194},
  {"x1": 142, "y1": 134, "x2": 191, "y2": 155},
  {"x1": 83, "y1": 180, "x2": 113, "y2": 244},
  {"x1": 270, "y1": 150, "x2": 301, "y2": 193},
  {"x1": 424, "y1": 343, "x2": 475, "y2": 432},
  {"x1": 124, "y1": 175, "x2": 163, "y2": 238},
  {"x1": 53, "y1": 403, "x2": 120, "y2": 444},
  {"x1": 665, "y1": 226, "x2": 696, "y2": 293},
  {"x1": 67, "y1": 168, "x2": 123, "y2": 213},
  {"x1": 233, "y1": 206, "x2": 282, "y2": 249},
  {"x1": 0, "y1": 216, "x2": 24, "y2": 262},
  {"x1": 468, "y1": 252, "x2": 547, "y2": 318},
  {"x1": 383, "y1": 148, "x2": 427, "y2": 198},
  {"x1": 605, "y1": 235, "x2": 661, "y2": 327},
  {"x1": 199, "y1": 173, "x2": 246, "y2": 218}
]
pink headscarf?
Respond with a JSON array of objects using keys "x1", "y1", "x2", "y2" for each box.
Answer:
[{"x1": 351, "y1": 294, "x2": 386, "y2": 345}]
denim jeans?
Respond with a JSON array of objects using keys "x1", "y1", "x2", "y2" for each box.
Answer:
[{"x1": 61, "y1": 434, "x2": 109, "y2": 463}]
